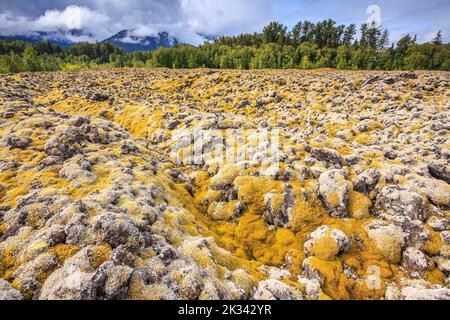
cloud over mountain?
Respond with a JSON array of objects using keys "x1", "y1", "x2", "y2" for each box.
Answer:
[
  {"x1": 0, "y1": 0, "x2": 273, "y2": 45},
  {"x1": 0, "y1": 5, "x2": 110, "y2": 40}
]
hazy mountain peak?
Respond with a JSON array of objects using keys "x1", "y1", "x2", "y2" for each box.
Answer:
[{"x1": 103, "y1": 29, "x2": 179, "y2": 52}]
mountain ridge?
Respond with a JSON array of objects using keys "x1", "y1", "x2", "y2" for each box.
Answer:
[
  {"x1": 102, "y1": 29, "x2": 179, "y2": 52},
  {"x1": 0, "y1": 29, "x2": 182, "y2": 52},
  {"x1": 0, "y1": 30, "x2": 83, "y2": 48}
]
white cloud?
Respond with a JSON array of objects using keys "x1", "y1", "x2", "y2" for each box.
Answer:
[
  {"x1": 0, "y1": 5, "x2": 111, "y2": 41},
  {"x1": 181, "y1": 0, "x2": 272, "y2": 35},
  {"x1": 0, "y1": 12, "x2": 30, "y2": 36},
  {"x1": 33, "y1": 5, "x2": 109, "y2": 32},
  {"x1": 132, "y1": 25, "x2": 159, "y2": 37}
]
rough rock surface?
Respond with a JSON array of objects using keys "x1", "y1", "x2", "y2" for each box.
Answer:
[
  {"x1": 318, "y1": 169, "x2": 351, "y2": 218},
  {"x1": 251, "y1": 279, "x2": 304, "y2": 300},
  {"x1": 304, "y1": 225, "x2": 351, "y2": 261},
  {"x1": 352, "y1": 169, "x2": 380, "y2": 195},
  {"x1": 0, "y1": 279, "x2": 22, "y2": 300},
  {"x1": 365, "y1": 220, "x2": 406, "y2": 264},
  {"x1": 386, "y1": 279, "x2": 450, "y2": 300},
  {"x1": 373, "y1": 186, "x2": 430, "y2": 222},
  {"x1": 0, "y1": 69, "x2": 449, "y2": 300}
]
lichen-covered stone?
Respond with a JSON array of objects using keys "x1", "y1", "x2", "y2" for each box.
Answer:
[
  {"x1": 365, "y1": 220, "x2": 405, "y2": 264},
  {"x1": 0, "y1": 279, "x2": 23, "y2": 300},
  {"x1": 304, "y1": 225, "x2": 351, "y2": 261},
  {"x1": 92, "y1": 213, "x2": 146, "y2": 252},
  {"x1": 263, "y1": 184, "x2": 295, "y2": 227},
  {"x1": 373, "y1": 186, "x2": 430, "y2": 222},
  {"x1": 386, "y1": 279, "x2": 450, "y2": 300},
  {"x1": 318, "y1": 169, "x2": 351, "y2": 218},
  {"x1": 401, "y1": 247, "x2": 432, "y2": 275},
  {"x1": 251, "y1": 279, "x2": 304, "y2": 300},
  {"x1": 405, "y1": 174, "x2": 450, "y2": 208},
  {"x1": 310, "y1": 148, "x2": 345, "y2": 168},
  {"x1": 352, "y1": 168, "x2": 381, "y2": 195}
]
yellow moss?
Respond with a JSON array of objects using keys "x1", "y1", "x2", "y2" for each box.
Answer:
[
  {"x1": 99, "y1": 110, "x2": 114, "y2": 120},
  {"x1": 354, "y1": 133, "x2": 374, "y2": 145},
  {"x1": 376, "y1": 235, "x2": 403, "y2": 265},
  {"x1": 207, "y1": 200, "x2": 241, "y2": 221},
  {"x1": 164, "y1": 209, "x2": 203, "y2": 238},
  {"x1": 327, "y1": 191, "x2": 341, "y2": 207},
  {"x1": 0, "y1": 247, "x2": 17, "y2": 278},
  {"x1": 119, "y1": 198, "x2": 143, "y2": 217},
  {"x1": 348, "y1": 191, "x2": 371, "y2": 219},
  {"x1": 290, "y1": 195, "x2": 326, "y2": 229},
  {"x1": 0, "y1": 166, "x2": 68, "y2": 208},
  {"x1": 234, "y1": 176, "x2": 268, "y2": 206},
  {"x1": 338, "y1": 146, "x2": 353, "y2": 156},
  {"x1": 426, "y1": 267, "x2": 446, "y2": 285},
  {"x1": 89, "y1": 245, "x2": 112, "y2": 269},
  {"x1": 364, "y1": 259, "x2": 394, "y2": 279},
  {"x1": 423, "y1": 226, "x2": 444, "y2": 256},
  {"x1": 194, "y1": 189, "x2": 221, "y2": 213},
  {"x1": 285, "y1": 249, "x2": 305, "y2": 276},
  {"x1": 308, "y1": 236, "x2": 340, "y2": 261},
  {"x1": 275, "y1": 228, "x2": 296, "y2": 247},
  {"x1": 318, "y1": 291, "x2": 333, "y2": 300},
  {"x1": 11, "y1": 279, "x2": 30, "y2": 298},
  {"x1": 48, "y1": 244, "x2": 80, "y2": 264},
  {"x1": 236, "y1": 213, "x2": 271, "y2": 244},
  {"x1": 349, "y1": 278, "x2": 386, "y2": 300},
  {"x1": 179, "y1": 237, "x2": 262, "y2": 281},
  {"x1": 307, "y1": 257, "x2": 350, "y2": 300},
  {"x1": 28, "y1": 240, "x2": 49, "y2": 253}
]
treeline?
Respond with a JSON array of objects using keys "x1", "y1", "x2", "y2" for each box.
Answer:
[
  {"x1": 0, "y1": 20, "x2": 449, "y2": 73},
  {"x1": 151, "y1": 22, "x2": 449, "y2": 70},
  {"x1": 0, "y1": 41, "x2": 126, "y2": 73}
]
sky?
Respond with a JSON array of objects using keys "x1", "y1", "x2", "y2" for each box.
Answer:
[{"x1": 0, "y1": 0, "x2": 448, "y2": 45}]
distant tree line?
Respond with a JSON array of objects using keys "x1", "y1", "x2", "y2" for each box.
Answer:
[
  {"x1": 0, "y1": 41, "x2": 127, "y2": 73},
  {"x1": 0, "y1": 20, "x2": 449, "y2": 73}
]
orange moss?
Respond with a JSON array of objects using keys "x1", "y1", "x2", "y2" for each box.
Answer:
[
  {"x1": 307, "y1": 257, "x2": 350, "y2": 300},
  {"x1": 0, "y1": 247, "x2": 17, "y2": 278},
  {"x1": 425, "y1": 267, "x2": 446, "y2": 285},
  {"x1": 349, "y1": 278, "x2": 386, "y2": 300},
  {"x1": 423, "y1": 226, "x2": 444, "y2": 256},
  {"x1": 308, "y1": 236, "x2": 340, "y2": 261},
  {"x1": 89, "y1": 245, "x2": 112, "y2": 269},
  {"x1": 348, "y1": 191, "x2": 371, "y2": 219},
  {"x1": 48, "y1": 244, "x2": 80, "y2": 264}
]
